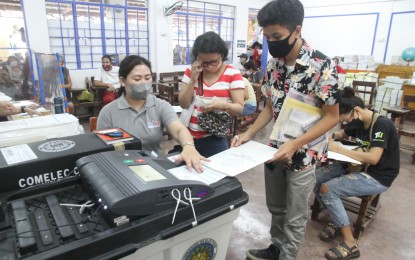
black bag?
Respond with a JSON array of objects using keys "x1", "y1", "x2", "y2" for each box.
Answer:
[
  {"x1": 195, "y1": 72, "x2": 231, "y2": 138},
  {"x1": 198, "y1": 110, "x2": 231, "y2": 138}
]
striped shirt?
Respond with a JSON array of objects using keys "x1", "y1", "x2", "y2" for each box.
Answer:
[{"x1": 182, "y1": 64, "x2": 244, "y2": 139}]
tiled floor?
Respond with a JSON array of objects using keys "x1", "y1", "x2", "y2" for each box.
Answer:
[{"x1": 81, "y1": 116, "x2": 415, "y2": 260}]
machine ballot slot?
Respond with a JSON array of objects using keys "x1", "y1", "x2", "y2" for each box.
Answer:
[{"x1": 76, "y1": 150, "x2": 214, "y2": 225}]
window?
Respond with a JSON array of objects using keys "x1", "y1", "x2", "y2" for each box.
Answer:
[
  {"x1": 46, "y1": 0, "x2": 149, "y2": 69},
  {"x1": 172, "y1": 1, "x2": 235, "y2": 65}
]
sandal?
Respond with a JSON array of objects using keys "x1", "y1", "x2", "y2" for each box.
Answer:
[
  {"x1": 319, "y1": 223, "x2": 340, "y2": 242},
  {"x1": 325, "y1": 241, "x2": 360, "y2": 260}
]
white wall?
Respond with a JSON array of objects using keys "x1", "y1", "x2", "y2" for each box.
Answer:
[
  {"x1": 301, "y1": 0, "x2": 415, "y2": 64},
  {"x1": 21, "y1": 0, "x2": 415, "y2": 87}
]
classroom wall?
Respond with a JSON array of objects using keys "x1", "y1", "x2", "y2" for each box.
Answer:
[{"x1": 20, "y1": 0, "x2": 415, "y2": 89}]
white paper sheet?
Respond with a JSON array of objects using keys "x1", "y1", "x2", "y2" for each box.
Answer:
[
  {"x1": 0, "y1": 144, "x2": 38, "y2": 165},
  {"x1": 201, "y1": 141, "x2": 278, "y2": 176},
  {"x1": 327, "y1": 151, "x2": 362, "y2": 165},
  {"x1": 168, "y1": 165, "x2": 227, "y2": 185}
]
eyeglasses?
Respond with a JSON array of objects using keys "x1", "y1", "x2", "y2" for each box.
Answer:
[
  {"x1": 341, "y1": 110, "x2": 354, "y2": 125},
  {"x1": 200, "y1": 58, "x2": 221, "y2": 67}
]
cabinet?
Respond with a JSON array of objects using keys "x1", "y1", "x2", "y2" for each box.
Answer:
[
  {"x1": 402, "y1": 83, "x2": 415, "y2": 109},
  {"x1": 376, "y1": 65, "x2": 415, "y2": 85}
]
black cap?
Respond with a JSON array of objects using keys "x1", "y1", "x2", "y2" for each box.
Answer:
[{"x1": 238, "y1": 53, "x2": 248, "y2": 58}]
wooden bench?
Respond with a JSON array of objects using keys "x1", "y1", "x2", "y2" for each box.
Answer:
[{"x1": 310, "y1": 194, "x2": 382, "y2": 239}]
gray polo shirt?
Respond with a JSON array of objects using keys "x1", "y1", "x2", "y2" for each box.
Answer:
[{"x1": 97, "y1": 94, "x2": 179, "y2": 153}]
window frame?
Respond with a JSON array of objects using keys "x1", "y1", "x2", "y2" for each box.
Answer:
[
  {"x1": 45, "y1": 0, "x2": 149, "y2": 70},
  {"x1": 172, "y1": 0, "x2": 236, "y2": 65}
]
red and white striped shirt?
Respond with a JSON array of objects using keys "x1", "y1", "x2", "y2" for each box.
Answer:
[{"x1": 182, "y1": 64, "x2": 244, "y2": 139}]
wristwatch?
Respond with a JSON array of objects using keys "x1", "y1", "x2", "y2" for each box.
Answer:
[
  {"x1": 20, "y1": 106, "x2": 26, "y2": 113},
  {"x1": 332, "y1": 133, "x2": 336, "y2": 140}
]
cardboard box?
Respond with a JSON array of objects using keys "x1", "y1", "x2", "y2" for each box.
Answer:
[{"x1": 0, "y1": 132, "x2": 141, "y2": 193}]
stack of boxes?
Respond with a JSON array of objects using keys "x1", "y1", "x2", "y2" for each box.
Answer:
[{"x1": 374, "y1": 76, "x2": 409, "y2": 116}]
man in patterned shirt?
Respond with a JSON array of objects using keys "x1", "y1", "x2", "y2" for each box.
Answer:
[{"x1": 232, "y1": 0, "x2": 341, "y2": 259}]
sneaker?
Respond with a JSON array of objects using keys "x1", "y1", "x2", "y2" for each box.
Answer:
[{"x1": 246, "y1": 244, "x2": 280, "y2": 260}]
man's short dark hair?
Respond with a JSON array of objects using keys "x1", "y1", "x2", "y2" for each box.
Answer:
[
  {"x1": 191, "y1": 31, "x2": 229, "y2": 62},
  {"x1": 257, "y1": 0, "x2": 304, "y2": 32}
]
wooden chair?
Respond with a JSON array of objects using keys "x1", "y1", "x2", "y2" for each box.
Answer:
[
  {"x1": 89, "y1": 116, "x2": 97, "y2": 132},
  {"x1": 233, "y1": 84, "x2": 264, "y2": 135},
  {"x1": 396, "y1": 95, "x2": 415, "y2": 164},
  {"x1": 151, "y1": 72, "x2": 158, "y2": 94},
  {"x1": 71, "y1": 79, "x2": 100, "y2": 119},
  {"x1": 310, "y1": 193, "x2": 382, "y2": 239},
  {"x1": 156, "y1": 84, "x2": 175, "y2": 105},
  {"x1": 159, "y1": 72, "x2": 180, "y2": 104},
  {"x1": 352, "y1": 80, "x2": 376, "y2": 109}
]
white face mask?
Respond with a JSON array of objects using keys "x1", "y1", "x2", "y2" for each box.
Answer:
[{"x1": 10, "y1": 61, "x2": 18, "y2": 67}]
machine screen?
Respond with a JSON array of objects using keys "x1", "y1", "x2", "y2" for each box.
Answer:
[{"x1": 129, "y1": 165, "x2": 166, "y2": 182}]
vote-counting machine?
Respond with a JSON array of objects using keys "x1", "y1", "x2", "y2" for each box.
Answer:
[{"x1": 0, "y1": 133, "x2": 248, "y2": 259}]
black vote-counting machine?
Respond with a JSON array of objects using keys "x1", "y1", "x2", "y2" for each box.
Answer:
[{"x1": 0, "y1": 147, "x2": 248, "y2": 259}]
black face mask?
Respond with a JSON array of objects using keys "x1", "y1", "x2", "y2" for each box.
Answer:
[
  {"x1": 267, "y1": 31, "x2": 298, "y2": 58},
  {"x1": 345, "y1": 118, "x2": 364, "y2": 131}
]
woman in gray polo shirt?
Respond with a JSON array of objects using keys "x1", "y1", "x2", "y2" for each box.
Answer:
[{"x1": 97, "y1": 55, "x2": 207, "y2": 173}]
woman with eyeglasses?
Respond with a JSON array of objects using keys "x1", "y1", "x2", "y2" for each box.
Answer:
[
  {"x1": 179, "y1": 31, "x2": 245, "y2": 157},
  {"x1": 314, "y1": 87, "x2": 400, "y2": 260}
]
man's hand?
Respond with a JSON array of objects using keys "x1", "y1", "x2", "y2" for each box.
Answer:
[{"x1": 267, "y1": 140, "x2": 299, "y2": 163}]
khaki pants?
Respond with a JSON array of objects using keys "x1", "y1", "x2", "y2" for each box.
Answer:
[{"x1": 265, "y1": 161, "x2": 316, "y2": 260}]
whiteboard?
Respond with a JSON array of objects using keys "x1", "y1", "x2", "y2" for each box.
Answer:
[
  {"x1": 384, "y1": 11, "x2": 415, "y2": 63},
  {"x1": 301, "y1": 13, "x2": 378, "y2": 58}
]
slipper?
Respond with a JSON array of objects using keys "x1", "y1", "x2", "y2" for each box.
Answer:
[
  {"x1": 325, "y1": 241, "x2": 360, "y2": 260},
  {"x1": 319, "y1": 223, "x2": 340, "y2": 242}
]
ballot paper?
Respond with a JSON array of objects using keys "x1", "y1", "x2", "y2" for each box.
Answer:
[
  {"x1": 327, "y1": 151, "x2": 361, "y2": 165},
  {"x1": 202, "y1": 141, "x2": 278, "y2": 176},
  {"x1": 168, "y1": 166, "x2": 227, "y2": 185},
  {"x1": 327, "y1": 142, "x2": 361, "y2": 164},
  {"x1": 168, "y1": 141, "x2": 278, "y2": 185}
]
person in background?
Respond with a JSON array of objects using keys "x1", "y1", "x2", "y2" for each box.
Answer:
[
  {"x1": 235, "y1": 53, "x2": 249, "y2": 77},
  {"x1": 178, "y1": 31, "x2": 245, "y2": 158},
  {"x1": 97, "y1": 55, "x2": 207, "y2": 172},
  {"x1": 251, "y1": 41, "x2": 261, "y2": 68},
  {"x1": 0, "y1": 56, "x2": 22, "y2": 100},
  {"x1": 59, "y1": 55, "x2": 74, "y2": 114},
  {"x1": 333, "y1": 57, "x2": 346, "y2": 74},
  {"x1": 0, "y1": 101, "x2": 41, "y2": 121},
  {"x1": 232, "y1": 0, "x2": 340, "y2": 259},
  {"x1": 315, "y1": 87, "x2": 399, "y2": 260},
  {"x1": 241, "y1": 77, "x2": 257, "y2": 117},
  {"x1": 93, "y1": 55, "x2": 120, "y2": 106},
  {"x1": 243, "y1": 60, "x2": 264, "y2": 89}
]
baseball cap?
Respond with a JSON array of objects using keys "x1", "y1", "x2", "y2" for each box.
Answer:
[{"x1": 238, "y1": 53, "x2": 248, "y2": 58}]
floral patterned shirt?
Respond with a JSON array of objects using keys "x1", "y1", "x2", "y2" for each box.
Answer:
[{"x1": 262, "y1": 39, "x2": 340, "y2": 171}]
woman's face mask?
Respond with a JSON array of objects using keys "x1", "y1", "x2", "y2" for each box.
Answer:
[
  {"x1": 267, "y1": 31, "x2": 297, "y2": 58},
  {"x1": 127, "y1": 82, "x2": 152, "y2": 100},
  {"x1": 102, "y1": 64, "x2": 111, "y2": 71},
  {"x1": 10, "y1": 61, "x2": 18, "y2": 67}
]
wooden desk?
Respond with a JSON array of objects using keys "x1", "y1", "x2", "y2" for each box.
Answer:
[
  {"x1": 383, "y1": 106, "x2": 410, "y2": 125},
  {"x1": 377, "y1": 65, "x2": 415, "y2": 86}
]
